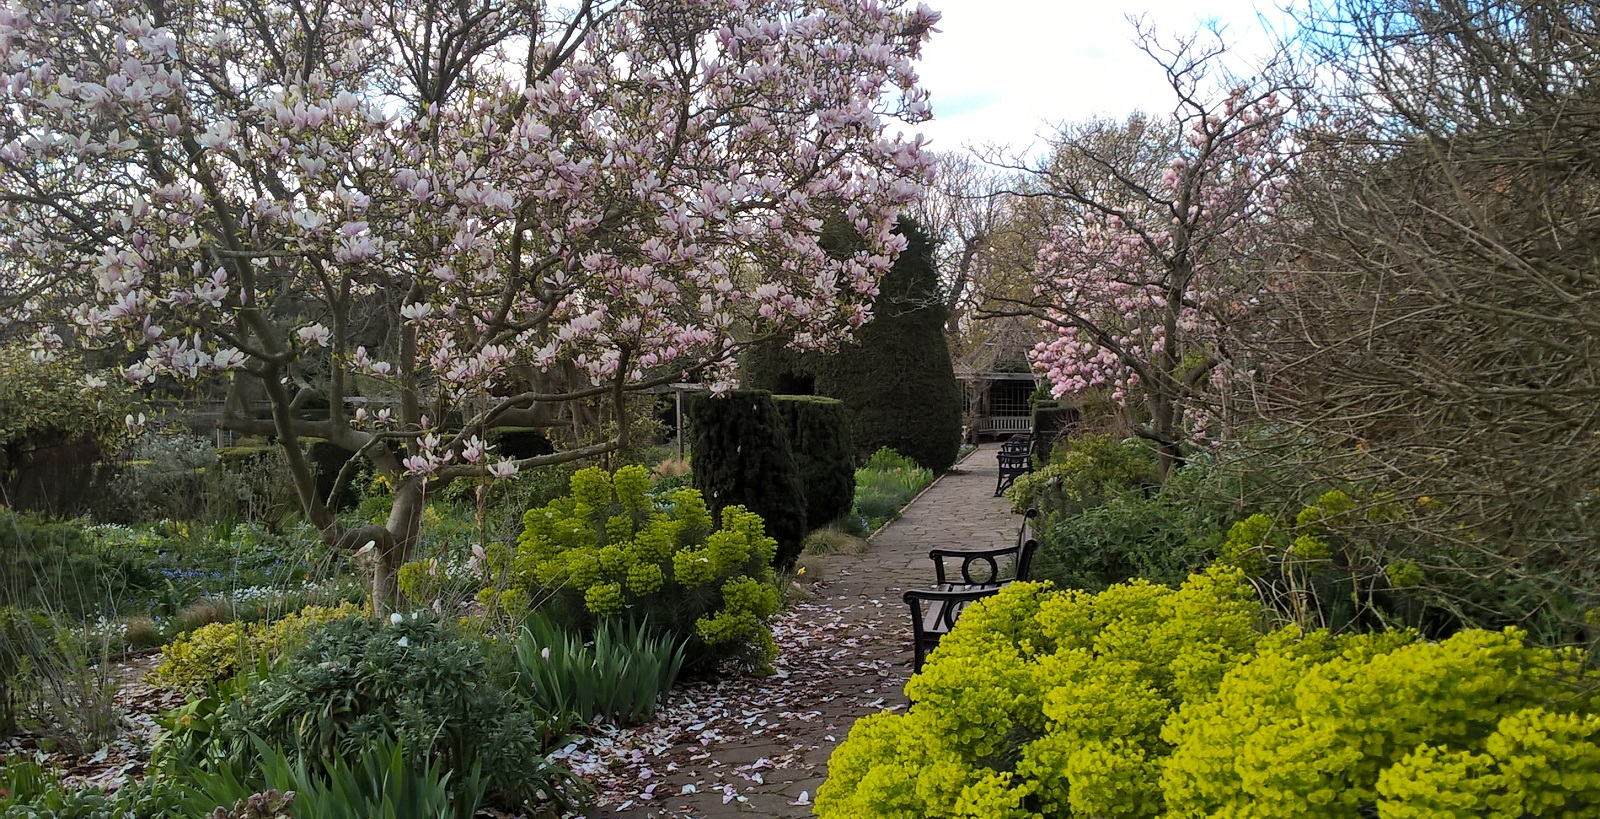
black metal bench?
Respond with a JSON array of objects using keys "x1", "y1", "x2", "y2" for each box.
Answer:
[
  {"x1": 994, "y1": 436, "x2": 1034, "y2": 497},
  {"x1": 903, "y1": 509, "x2": 1038, "y2": 671}
]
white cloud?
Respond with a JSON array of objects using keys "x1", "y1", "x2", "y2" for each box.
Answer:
[{"x1": 910, "y1": 0, "x2": 1295, "y2": 154}]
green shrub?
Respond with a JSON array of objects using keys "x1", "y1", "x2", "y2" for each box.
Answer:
[
  {"x1": 685, "y1": 390, "x2": 809, "y2": 571},
  {"x1": 513, "y1": 611, "x2": 684, "y2": 726},
  {"x1": 1005, "y1": 433, "x2": 1159, "y2": 516},
  {"x1": 486, "y1": 465, "x2": 781, "y2": 674},
  {"x1": 818, "y1": 568, "x2": 1600, "y2": 819},
  {"x1": 99, "y1": 435, "x2": 299, "y2": 525},
  {"x1": 1022, "y1": 448, "x2": 1236, "y2": 592},
  {"x1": 152, "y1": 603, "x2": 365, "y2": 693},
  {"x1": 851, "y1": 448, "x2": 934, "y2": 531},
  {"x1": 1217, "y1": 488, "x2": 1506, "y2": 639},
  {"x1": 1162, "y1": 626, "x2": 1600, "y2": 816},
  {"x1": 0, "y1": 511, "x2": 144, "y2": 616},
  {"x1": 0, "y1": 348, "x2": 130, "y2": 518},
  {"x1": 150, "y1": 672, "x2": 258, "y2": 776},
  {"x1": 221, "y1": 614, "x2": 579, "y2": 813},
  {"x1": 1032, "y1": 492, "x2": 1226, "y2": 592},
  {"x1": 817, "y1": 568, "x2": 1261, "y2": 818},
  {"x1": 0, "y1": 347, "x2": 128, "y2": 453},
  {"x1": 773, "y1": 396, "x2": 856, "y2": 527}
]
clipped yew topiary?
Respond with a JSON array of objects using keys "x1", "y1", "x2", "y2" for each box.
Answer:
[
  {"x1": 743, "y1": 217, "x2": 962, "y2": 472},
  {"x1": 773, "y1": 395, "x2": 855, "y2": 528},
  {"x1": 684, "y1": 391, "x2": 808, "y2": 572}
]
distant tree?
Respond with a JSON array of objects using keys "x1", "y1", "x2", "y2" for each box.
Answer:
[
  {"x1": 743, "y1": 217, "x2": 962, "y2": 471},
  {"x1": 819, "y1": 218, "x2": 963, "y2": 471},
  {"x1": 911, "y1": 153, "x2": 1016, "y2": 336}
]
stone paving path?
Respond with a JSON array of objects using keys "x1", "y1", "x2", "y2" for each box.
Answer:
[{"x1": 592, "y1": 443, "x2": 1017, "y2": 818}]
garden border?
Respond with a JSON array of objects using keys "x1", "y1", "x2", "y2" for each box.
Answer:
[{"x1": 865, "y1": 443, "x2": 984, "y2": 543}]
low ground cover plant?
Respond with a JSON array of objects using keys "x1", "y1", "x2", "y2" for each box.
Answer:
[
  {"x1": 170, "y1": 738, "x2": 483, "y2": 819},
  {"x1": 818, "y1": 569, "x2": 1600, "y2": 818},
  {"x1": 852, "y1": 447, "x2": 934, "y2": 533},
  {"x1": 151, "y1": 602, "x2": 366, "y2": 693},
  {"x1": 154, "y1": 612, "x2": 580, "y2": 816}
]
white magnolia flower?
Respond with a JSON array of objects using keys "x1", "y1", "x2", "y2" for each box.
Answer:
[{"x1": 296, "y1": 323, "x2": 332, "y2": 347}]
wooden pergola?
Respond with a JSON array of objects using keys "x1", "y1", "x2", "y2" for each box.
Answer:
[{"x1": 952, "y1": 317, "x2": 1041, "y2": 442}]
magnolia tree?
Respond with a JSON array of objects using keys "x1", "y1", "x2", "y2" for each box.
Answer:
[
  {"x1": 989, "y1": 28, "x2": 1289, "y2": 478},
  {"x1": 0, "y1": 0, "x2": 937, "y2": 603}
]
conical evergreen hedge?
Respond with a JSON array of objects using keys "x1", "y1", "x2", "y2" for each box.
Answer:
[
  {"x1": 743, "y1": 217, "x2": 963, "y2": 472},
  {"x1": 684, "y1": 390, "x2": 808, "y2": 572}
]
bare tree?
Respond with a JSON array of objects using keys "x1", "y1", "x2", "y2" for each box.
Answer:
[
  {"x1": 1243, "y1": 0, "x2": 1600, "y2": 639},
  {"x1": 912, "y1": 152, "x2": 1017, "y2": 336}
]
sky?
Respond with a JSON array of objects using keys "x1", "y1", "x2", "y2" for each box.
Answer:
[{"x1": 907, "y1": 0, "x2": 1297, "y2": 155}]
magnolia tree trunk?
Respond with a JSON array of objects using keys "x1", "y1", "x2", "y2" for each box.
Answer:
[{"x1": 378, "y1": 480, "x2": 425, "y2": 610}]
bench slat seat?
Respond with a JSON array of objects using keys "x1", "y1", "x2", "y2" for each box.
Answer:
[{"x1": 906, "y1": 585, "x2": 1004, "y2": 652}]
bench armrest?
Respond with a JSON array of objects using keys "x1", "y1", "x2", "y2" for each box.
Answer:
[
  {"x1": 903, "y1": 586, "x2": 1003, "y2": 671},
  {"x1": 903, "y1": 586, "x2": 1002, "y2": 630},
  {"x1": 1018, "y1": 507, "x2": 1038, "y2": 549}
]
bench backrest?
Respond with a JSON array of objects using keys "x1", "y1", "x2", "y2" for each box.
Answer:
[{"x1": 999, "y1": 437, "x2": 1030, "y2": 456}]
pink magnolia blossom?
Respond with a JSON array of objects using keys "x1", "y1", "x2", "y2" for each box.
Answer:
[
  {"x1": 0, "y1": 0, "x2": 939, "y2": 575},
  {"x1": 1030, "y1": 87, "x2": 1288, "y2": 442}
]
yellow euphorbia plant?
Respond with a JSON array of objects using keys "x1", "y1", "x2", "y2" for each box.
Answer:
[
  {"x1": 482, "y1": 465, "x2": 780, "y2": 673},
  {"x1": 819, "y1": 567, "x2": 1600, "y2": 818}
]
